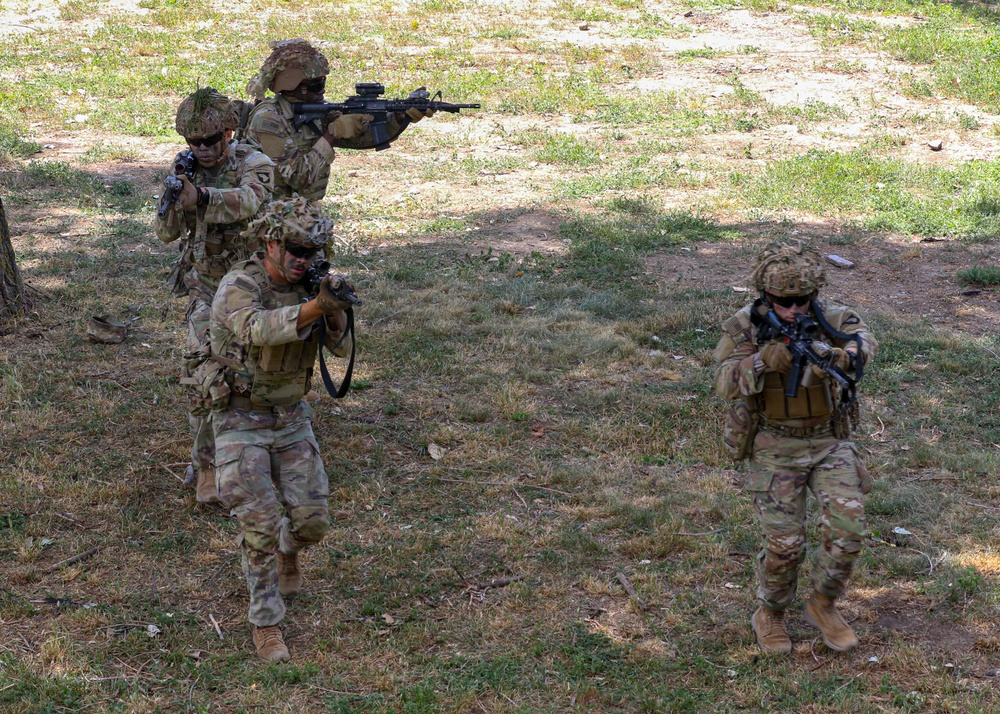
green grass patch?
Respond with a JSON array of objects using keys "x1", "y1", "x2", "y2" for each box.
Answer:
[{"x1": 956, "y1": 265, "x2": 1000, "y2": 287}]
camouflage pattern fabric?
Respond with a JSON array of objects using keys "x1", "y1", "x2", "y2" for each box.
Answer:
[
  {"x1": 747, "y1": 432, "x2": 866, "y2": 610},
  {"x1": 713, "y1": 299, "x2": 878, "y2": 612},
  {"x1": 751, "y1": 238, "x2": 827, "y2": 297},
  {"x1": 154, "y1": 143, "x2": 274, "y2": 481},
  {"x1": 185, "y1": 271, "x2": 217, "y2": 475},
  {"x1": 210, "y1": 254, "x2": 350, "y2": 408},
  {"x1": 154, "y1": 143, "x2": 275, "y2": 277},
  {"x1": 210, "y1": 253, "x2": 350, "y2": 626},
  {"x1": 247, "y1": 38, "x2": 331, "y2": 99},
  {"x1": 175, "y1": 87, "x2": 241, "y2": 138},
  {"x1": 246, "y1": 94, "x2": 404, "y2": 202},
  {"x1": 213, "y1": 401, "x2": 329, "y2": 626}
]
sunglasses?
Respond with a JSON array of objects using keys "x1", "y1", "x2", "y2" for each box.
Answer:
[
  {"x1": 767, "y1": 293, "x2": 814, "y2": 308},
  {"x1": 301, "y1": 77, "x2": 326, "y2": 93},
  {"x1": 284, "y1": 242, "x2": 321, "y2": 260},
  {"x1": 186, "y1": 132, "x2": 224, "y2": 148}
]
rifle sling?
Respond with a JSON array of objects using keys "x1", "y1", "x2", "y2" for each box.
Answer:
[{"x1": 317, "y1": 308, "x2": 355, "y2": 399}]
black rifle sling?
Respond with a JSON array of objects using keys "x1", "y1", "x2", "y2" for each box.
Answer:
[
  {"x1": 316, "y1": 308, "x2": 356, "y2": 399},
  {"x1": 811, "y1": 299, "x2": 864, "y2": 384}
]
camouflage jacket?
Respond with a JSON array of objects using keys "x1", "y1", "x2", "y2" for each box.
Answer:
[
  {"x1": 713, "y1": 299, "x2": 877, "y2": 425},
  {"x1": 154, "y1": 143, "x2": 274, "y2": 278},
  {"x1": 210, "y1": 253, "x2": 352, "y2": 407},
  {"x1": 245, "y1": 94, "x2": 405, "y2": 201}
]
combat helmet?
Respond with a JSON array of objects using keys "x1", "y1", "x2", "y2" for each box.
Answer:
[
  {"x1": 243, "y1": 195, "x2": 332, "y2": 248},
  {"x1": 246, "y1": 38, "x2": 330, "y2": 100},
  {"x1": 175, "y1": 87, "x2": 240, "y2": 139},
  {"x1": 751, "y1": 238, "x2": 826, "y2": 297}
]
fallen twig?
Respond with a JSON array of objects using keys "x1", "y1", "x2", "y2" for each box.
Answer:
[
  {"x1": 48, "y1": 547, "x2": 99, "y2": 572},
  {"x1": 437, "y1": 476, "x2": 570, "y2": 496},
  {"x1": 208, "y1": 614, "x2": 224, "y2": 640},
  {"x1": 673, "y1": 528, "x2": 724, "y2": 537},
  {"x1": 616, "y1": 572, "x2": 648, "y2": 611},
  {"x1": 472, "y1": 576, "x2": 523, "y2": 591},
  {"x1": 969, "y1": 502, "x2": 1000, "y2": 512}
]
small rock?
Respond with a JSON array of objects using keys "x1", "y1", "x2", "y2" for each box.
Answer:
[
  {"x1": 987, "y1": 669, "x2": 998, "y2": 677},
  {"x1": 826, "y1": 254, "x2": 855, "y2": 269},
  {"x1": 928, "y1": 139, "x2": 943, "y2": 151},
  {"x1": 579, "y1": 23, "x2": 589, "y2": 30},
  {"x1": 731, "y1": 286, "x2": 748, "y2": 292},
  {"x1": 347, "y1": 170, "x2": 358, "y2": 177}
]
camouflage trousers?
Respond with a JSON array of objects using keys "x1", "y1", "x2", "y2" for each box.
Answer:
[
  {"x1": 213, "y1": 400, "x2": 330, "y2": 627},
  {"x1": 746, "y1": 429, "x2": 866, "y2": 611},
  {"x1": 185, "y1": 269, "x2": 220, "y2": 477}
]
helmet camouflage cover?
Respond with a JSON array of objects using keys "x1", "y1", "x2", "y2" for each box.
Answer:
[
  {"x1": 751, "y1": 238, "x2": 827, "y2": 297},
  {"x1": 175, "y1": 88, "x2": 240, "y2": 139},
  {"x1": 246, "y1": 38, "x2": 330, "y2": 99},
  {"x1": 242, "y1": 195, "x2": 332, "y2": 248}
]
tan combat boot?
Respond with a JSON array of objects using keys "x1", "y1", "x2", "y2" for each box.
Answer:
[
  {"x1": 804, "y1": 592, "x2": 859, "y2": 652},
  {"x1": 277, "y1": 551, "x2": 301, "y2": 596},
  {"x1": 195, "y1": 467, "x2": 221, "y2": 504},
  {"x1": 252, "y1": 625, "x2": 290, "y2": 662},
  {"x1": 751, "y1": 607, "x2": 792, "y2": 654}
]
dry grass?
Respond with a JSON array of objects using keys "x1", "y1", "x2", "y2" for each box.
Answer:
[{"x1": 3, "y1": 0, "x2": 1000, "y2": 712}]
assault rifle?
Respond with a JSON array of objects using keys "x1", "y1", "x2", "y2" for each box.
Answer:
[
  {"x1": 751, "y1": 299, "x2": 864, "y2": 403},
  {"x1": 157, "y1": 151, "x2": 196, "y2": 217},
  {"x1": 304, "y1": 258, "x2": 362, "y2": 307},
  {"x1": 292, "y1": 83, "x2": 481, "y2": 151},
  {"x1": 303, "y1": 258, "x2": 361, "y2": 399}
]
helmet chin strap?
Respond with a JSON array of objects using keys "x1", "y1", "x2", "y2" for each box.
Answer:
[{"x1": 264, "y1": 243, "x2": 295, "y2": 283}]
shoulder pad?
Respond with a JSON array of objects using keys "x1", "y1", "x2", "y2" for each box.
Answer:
[{"x1": 722, "y1": 309, "x2": 753, "y2": 341}]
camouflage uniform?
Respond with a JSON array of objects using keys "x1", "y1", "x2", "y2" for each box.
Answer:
[
  {"x1": 154, "y1": 89, "x2": 274, "y2": 486},
  {"x1": 209, "y1": 200, "x2": 351, "y2": 628},
  {"x1": 244, "y1": 38, "x2": 407, "y2": 201},
  {"x1": 714, "y1": 301, "x2": 877, "y2": 610},
  {"x1": 713, "y1": 240, "x2": 878, "y2": 637}
]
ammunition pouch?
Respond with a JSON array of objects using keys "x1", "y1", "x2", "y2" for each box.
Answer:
[
  {"x1": 723, "y1": 400, "x2": 759, "y2": 462},
  {"x1": 180, "y1": 345, "x2": 231, "y2": 415},
  {"x1": 760, "y1": 371, "x2": 834, "y2": 420}
]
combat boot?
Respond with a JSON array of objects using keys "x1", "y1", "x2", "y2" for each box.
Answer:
[
  {"x1": 751, "y1": 607, "x2": 792, "y2": 654},
  {"x1": 195, "y1": 467, "x2": 221, "y2": 504},
  {"x1": 804, "y1": 591, "x2": 858, "y2": 652},
  {"x1": 277, "y1": 551, "x2": 301, "y2": 596},
  {"x1": 252, "y1": 625, "x2": 290, "y2": 662}
]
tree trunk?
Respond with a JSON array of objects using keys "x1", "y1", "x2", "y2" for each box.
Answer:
[{"x1": 0, "y1": 195, "x2": 27, "y2": 318}]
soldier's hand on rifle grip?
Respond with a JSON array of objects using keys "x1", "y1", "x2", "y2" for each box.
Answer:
[
  {"x1": 317, "y1": 274, "x2": 355, "y2": 314},
  {"x1": 760, "y1": 342, "x2": 793, "y2": 374},
  {"x1": 320, "y1": 110, "x2": 343, "y2": 133},
  {"x1": 177, "y1": 174, "x2": 198, "y2": 210},
  {"x1": 329, "y1": 114, "x2": 374, "y2": 141}
]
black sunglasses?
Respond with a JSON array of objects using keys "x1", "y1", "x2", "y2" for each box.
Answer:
[
  {"x1": 284, "y1": 242, "x2": 321, "y2": 260},
  {"x1": 301, "y1": 77, "x2": 326, "y2": 93},
  {"x1": 767, "y1": 293, "x2": 814, "y2": 308},
  {"x1": 186, "y1": 132, "x2": 224, "y2": 148}
]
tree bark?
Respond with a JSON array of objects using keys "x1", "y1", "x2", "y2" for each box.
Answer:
[{"x1": 0, "y1": 194, "x2": 27, "y2": 318}]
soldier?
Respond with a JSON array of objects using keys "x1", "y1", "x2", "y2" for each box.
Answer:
[
  {"x1": 244, "y1": 38, "x2": 434, "y2": 201},
  {"x1": 208, "y1": 197, "x2": 354, "y2": 662},
  {"x1": 155, "y1": 88, "x2": 274, "y2": 504},
  {"x1": 713, "y1": 239, "x2": 877, "y2": 655}
]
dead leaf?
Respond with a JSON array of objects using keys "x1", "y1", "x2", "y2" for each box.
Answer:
[
  {"x1": 531, "y1": 426, "x2": 545, "y2": 437},
  {"x1": 428, "y1": 443, "x2": 446, "y2": 460},
  {"x1": 383, "y1": 614, "x2": 396, "y2": 625}
]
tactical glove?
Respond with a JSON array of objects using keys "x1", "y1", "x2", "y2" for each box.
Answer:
[
  {"x1": 404, "y1": 86, "x2": 435, "y2": 122},
  {"x1": 809, "y1": 347, "x2": 851, "y2": 380},
  {"x1": 320, "y1": 110, "x2": 344, "y2": 133},
  {"x1": 177, "y1": 174, "x2": 198, "y2": 210},
  {"x1": 316, "y1": 274, "x2": 355, "y2": 314},
  {"x1": 330, "y1": 114, "x2": 374, "y2": 140},
  {"x1": 760, "y1": 342, "x2": 792, "y2": 374}
]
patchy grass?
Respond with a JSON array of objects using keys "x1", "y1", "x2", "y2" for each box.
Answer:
[{"x1": 4, "y1": 0, "x2": 1000, "y2": 711}]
